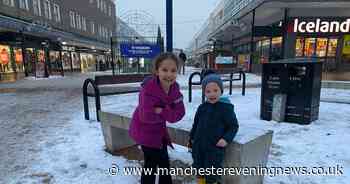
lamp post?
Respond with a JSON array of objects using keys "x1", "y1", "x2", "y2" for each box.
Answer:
[{"x1": 166, "y1": 0, "x2": 173, "y2": 52}]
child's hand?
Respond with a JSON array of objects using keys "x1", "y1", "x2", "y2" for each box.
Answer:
[
  {"x1": 154, "y1": 107, "x2": 163, "y2": 114},
  {"x1": 216, "y1": 138, "x2": 228, "y2": 148}
]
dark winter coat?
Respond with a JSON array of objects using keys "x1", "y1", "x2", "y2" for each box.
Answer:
[{"x1": 189, "y1": 97, "x2": 239, "y2": 182}]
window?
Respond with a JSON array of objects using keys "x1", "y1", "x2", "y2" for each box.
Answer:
[
  {"x1": 70, "y1": 11, "x2": 75, "y2": 28},
  {"x1": 3, "y1": 0, "x2": 15, "y2": 7},
  {"x1": 99, "y1": 26, "x2": 102, "y2": 37},
  {"x1": 33, "y1": 0, "x2": 41, "y2": 16},
  {"x1": 19, "y1": 0, "x2": 29, "y2": 10},
  {"x1": 304, "y1": 38, "x2": 316, "y2": 57},
  {"x1": 104, "y1": 2, "x2": 107, "y2": 14},
  {"x1": 43, "y1": 0, "x2": 52, "y2": 19},
  {"x1": 53, "y1": 4, "x2": 61, "y2": 22},
  {"x1": 101, "y1": 0, "x2": 105, "y2": 12},
  {"x1": 82, "y1": 17, "x2": 87, "y2": 31},
  {"x1": 104, "y1": 28, "x2": 107, "y2": 39},
  {"x1": 91, "y1": 21, "x2": 95, "y2": 34},
  {"x1": 328, "y1": 39, "x2": 338, "y2": 57},
  {"x1": 109, "y1": 6, "x2": 112, "y2": 16},
  {"x1": 76, "y1": 14, "x2": 81, "y2": 29},
  {"x1": 316, "y1": 38, "x2": 328, "y2": 57},
  {"x1": 295, "y1": 38, "x2": 304, "y2": 57},
  {"x1": 97, "y1": 0, "x2": 100, "y2": 9}
]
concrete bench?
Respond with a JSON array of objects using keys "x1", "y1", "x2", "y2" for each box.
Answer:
[{"x1": 99, "y1": 110, "x2": 273, "y2": 184}]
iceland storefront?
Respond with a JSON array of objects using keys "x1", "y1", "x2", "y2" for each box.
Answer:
[{"x1": 214, "y1": 0, "x2": 350, "y2": 80}]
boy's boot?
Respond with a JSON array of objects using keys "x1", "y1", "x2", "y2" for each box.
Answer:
[{"x1": 197, "y1": 176, "x2": 206, "y2": 184}]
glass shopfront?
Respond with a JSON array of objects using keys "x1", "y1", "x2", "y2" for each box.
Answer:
[
  {"x1": 295, "y1": 37, "x2": 339, "y2": 59},
  {"x1": 254, "y1": 37, "x2": 283, "y2": 63},
  {"x1": 36, "y1": 50, "x2": 46, "y2": 77},
  {"x1": 0, "y1": 45, "x2": 12, "y2": 73}
]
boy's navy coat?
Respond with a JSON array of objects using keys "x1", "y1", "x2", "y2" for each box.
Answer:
[{"x1": 189, "y1": 97, "x2": 239, "y2": 172}]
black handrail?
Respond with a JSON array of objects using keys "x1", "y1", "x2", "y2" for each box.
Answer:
[
  {"x1": 188, "y1": 72, "x2": 201, "y2": 103},
  {"x1": 83, "y1": 78, "x2": 101, "y2": 121}
]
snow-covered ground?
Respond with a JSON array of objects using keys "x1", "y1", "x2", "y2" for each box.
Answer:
[{"x1": 1, "y1": 69, "x2": 349, "y2": 184}]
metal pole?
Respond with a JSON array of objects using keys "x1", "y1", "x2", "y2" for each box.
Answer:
[
  {"x1": 166, "y1": 0, "x2": 173, "y2": 52},
  {"x1": 281, "y1": 8, "x2": 289, "y2": 59},
  {"x1": 111, "y1": 37, "x2": 115, "y2": 75},
  {"x1": 249, "y1": 9, "x2": 256, "y2": 73}
]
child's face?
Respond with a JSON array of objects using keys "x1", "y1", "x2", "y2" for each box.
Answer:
[
  {"x1": 156, "y1": 59, "x2": 178, "y2": 88},
  {"x1": 205, "y1": 82, "x2": 221, "y2": 104}
]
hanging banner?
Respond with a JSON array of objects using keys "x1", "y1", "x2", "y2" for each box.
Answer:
[
  {"x1": 343, "y1": 35, "x2": 350, "y2": 55},
  {"x1": 120, "y1": 44, "x2": 161, "y2": 58}
]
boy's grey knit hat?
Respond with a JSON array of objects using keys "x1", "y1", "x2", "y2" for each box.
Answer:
[{"x1": 201, "y1": 73, "x2": 223, "y2": 94}]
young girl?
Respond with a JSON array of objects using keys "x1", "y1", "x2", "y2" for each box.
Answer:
[
  {"x1": 129, "y1": 52, "x2": 186, "y2": 184},
  {"x1": 189, "y1": 73, "x2": 239, "y2": 184}
]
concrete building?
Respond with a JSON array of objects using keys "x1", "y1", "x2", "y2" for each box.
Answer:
[
  {"x1": 0, "y1": 0, "x2": 117, "y2": 82},
  {"x1": 188, "y1": 0, "x2": 350, "y2": 80}
]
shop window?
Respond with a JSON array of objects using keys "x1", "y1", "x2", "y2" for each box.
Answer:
[
  {"x1": 62, "y1": 52, "x2": 71, "y2": 70},
  {"x1": 295, "y1": 38, "x2": 304, "y2": 57},
  {"x1": 36, "y1": 50, "x2": 46, "y2": 77},
  {"x1": 14, "y1": 48, "x2": 24, "y2": 72},
  {"x1": 72, "y1": 53, "x2": 81, "y2": 70},
  {"x1": 272, "y1": 37, "x2": 282, "y2": 48},
  {"x1": 316, "y1": 38, "x2": 328, "y2": 57},
  {"x1": 0, "y1": 45, "x2": 13, "y2": 73},
  {"x1": 304, "y1": 38, "x2": 316, "y2": 57},
  {"x1": 328, "y1": 39, "x2": 338, "y2": 57},
  {"x1": 342, "y1": 35, "x2": 350, "y2": 56}
]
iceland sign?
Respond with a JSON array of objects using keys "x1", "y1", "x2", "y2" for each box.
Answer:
[{"x1": 293, "y1": 18, "x2": 350, "y2": 33}]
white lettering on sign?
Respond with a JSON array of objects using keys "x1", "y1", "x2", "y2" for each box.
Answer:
[{"x1": 293, "y1": 18, "x2": 350, "y2": 33}]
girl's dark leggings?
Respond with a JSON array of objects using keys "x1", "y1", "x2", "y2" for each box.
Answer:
[{"x1": 141, "y1": 145, "x2": 172, "y2": 184}]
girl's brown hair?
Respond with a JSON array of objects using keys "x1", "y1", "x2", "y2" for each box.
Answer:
[{"x1": 152, "y1": 52, "x2": 180, "y2": 74}]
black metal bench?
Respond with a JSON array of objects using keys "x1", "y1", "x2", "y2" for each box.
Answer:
[
  {"x1": 188, "y1": 68, "x2": 246, "y2": 103},
  {"x1": 83, "y1": 74, "x2": 151, "y2": 121}
]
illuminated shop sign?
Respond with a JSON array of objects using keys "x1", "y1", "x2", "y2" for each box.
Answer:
[{"x1": 293, "y1": 18, "x2": 350, "y2": 33}]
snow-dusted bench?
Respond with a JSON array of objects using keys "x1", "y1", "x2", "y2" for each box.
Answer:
[{"x1": 99, "y1": 110, "x2": 273, "y2": 184}]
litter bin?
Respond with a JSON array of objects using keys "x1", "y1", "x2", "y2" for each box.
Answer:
[{"x1": 260, "y1": 58, "x2": 322, "y2": 124}]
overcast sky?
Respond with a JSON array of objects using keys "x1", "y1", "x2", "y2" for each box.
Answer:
[{"x1": 115, "y1": 0, "x2": 220, "y2": 49}]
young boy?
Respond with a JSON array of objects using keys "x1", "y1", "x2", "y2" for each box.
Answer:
[{"x1": 189, "y1": 73, "x2": 239, "y2": 184}]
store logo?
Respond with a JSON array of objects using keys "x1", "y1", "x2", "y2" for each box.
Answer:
[{"x1": 293, "y1": 18, "x2": 350, "y2": 33}]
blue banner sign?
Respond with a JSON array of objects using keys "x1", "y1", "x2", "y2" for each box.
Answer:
[{"x1": 120, "y1": 44, "x2": 161, "y2": 58}]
